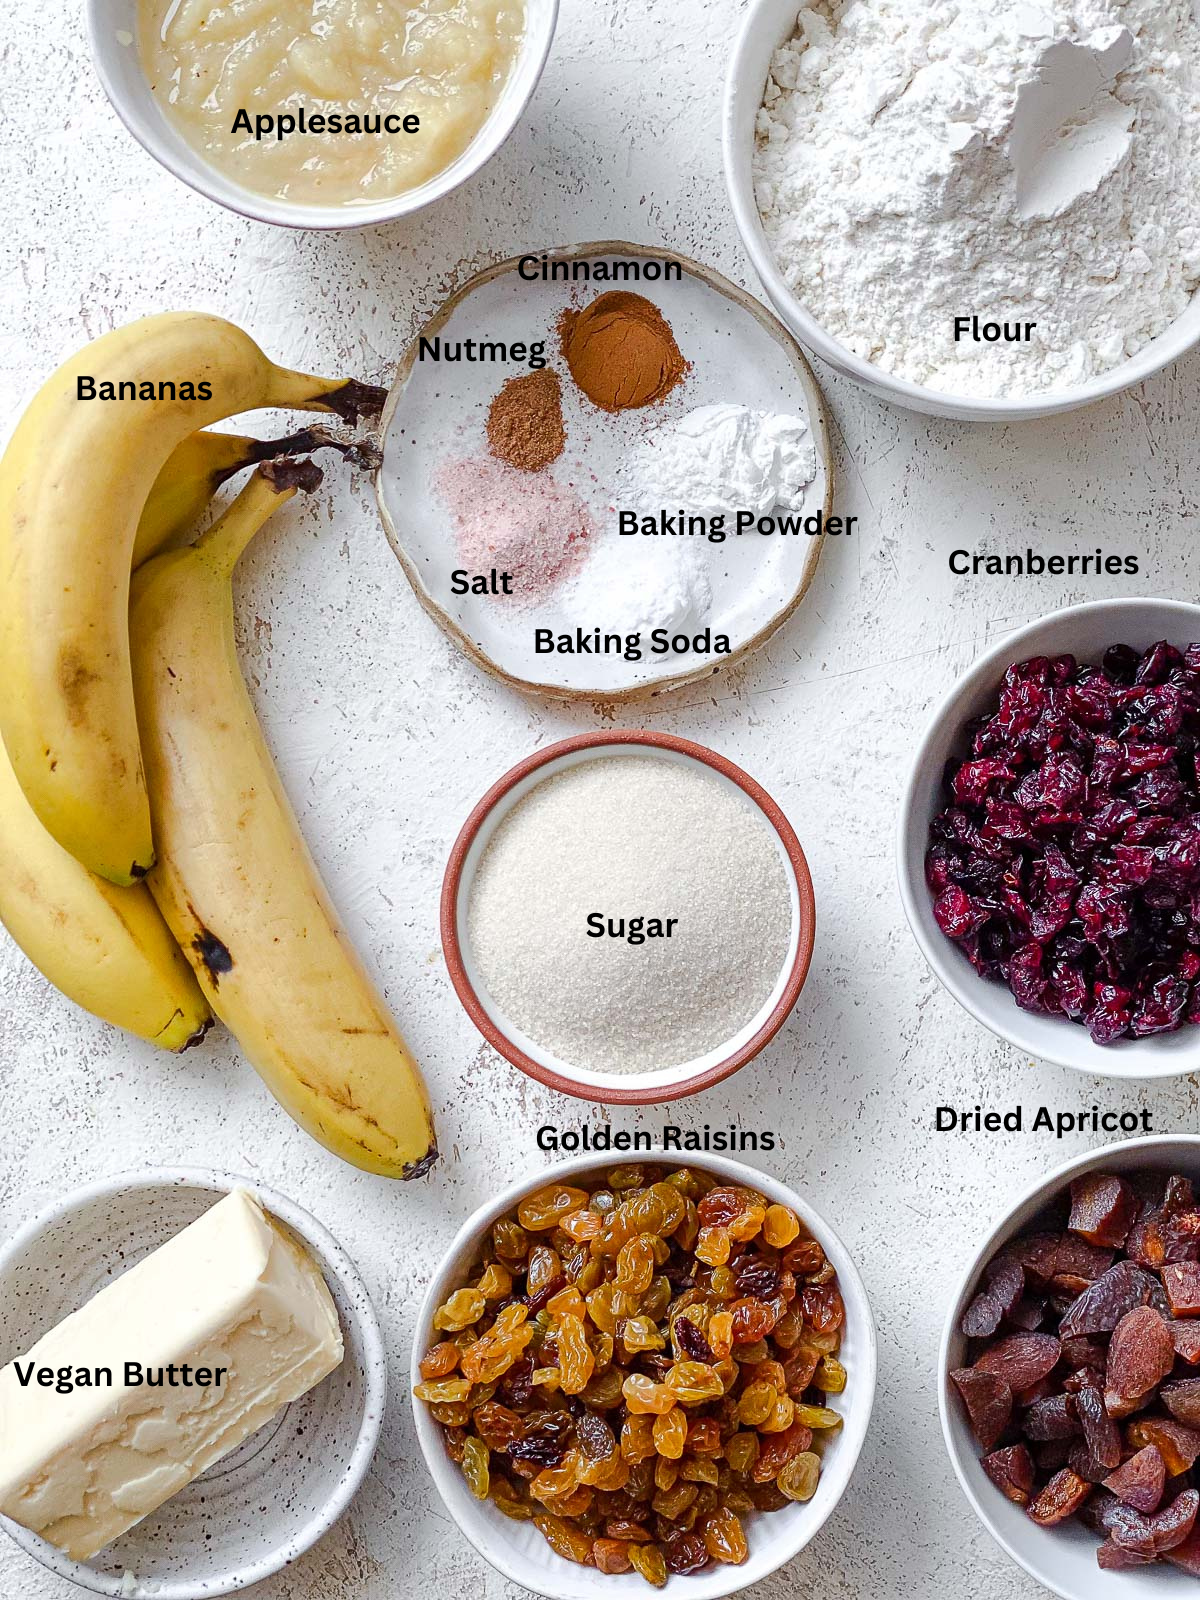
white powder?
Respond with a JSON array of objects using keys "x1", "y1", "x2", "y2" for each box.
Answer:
[
  {"x1": 754, "y1": 0, "x2": 1200, "y2": 397},
  {"x1": 618, "y1": 404, "x2": 817, "y2": 520},
  {"x1": 466, "y1": 755, "x2": 794, "y2": 1075},
  {"x1": 562, "y1": 405, "x2": 817, "y2": 636}
]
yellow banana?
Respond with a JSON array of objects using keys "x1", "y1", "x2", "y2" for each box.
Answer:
[
  {"x1": 130, "y1": 466, "x2": 438, "y2": 1180},
  {"x1": 0, "y1": 312, "x2": 386, "y2": 886},
  {"x1": 0, "y1": 746, "x2": 210, "y2": 1048},
  {"x1": 0, "y1": 431, "x2": 227, "y2": 1049},
  {"x1": 134, "y1": 423, "x2": 378, "y2": 566}
]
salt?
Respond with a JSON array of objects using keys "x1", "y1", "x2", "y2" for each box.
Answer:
[{"x1": 466, "y1": 755, "x2": 795, "y2": 1075}]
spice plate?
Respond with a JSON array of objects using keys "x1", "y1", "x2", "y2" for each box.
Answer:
[{"x1": 375, "y1": 242, "x2": 834, "y2": 700}]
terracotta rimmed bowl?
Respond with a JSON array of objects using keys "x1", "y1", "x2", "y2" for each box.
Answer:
[
  {"x1": 940, "y1": 1135, "x2": 1200, "y2": 1600},
  {"x1": 411, "y1": 1150, "x2": 877, "y2": 1599},
  {"x1": 440, "y1": 730, "x2": 816, "y2": 1104}
]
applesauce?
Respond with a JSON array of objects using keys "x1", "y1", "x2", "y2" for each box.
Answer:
[{"x1": 139, "y1": 0, "x2": 526, "y2": 206}]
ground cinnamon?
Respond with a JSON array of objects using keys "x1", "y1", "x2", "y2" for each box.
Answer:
[
  {"x1": 559, "y1": 291, "x2": 687, "y2": 412},
  {"x1": 486, "y1": 368, "x2": 565, "y2": 473}
]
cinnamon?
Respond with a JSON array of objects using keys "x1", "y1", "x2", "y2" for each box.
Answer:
[
  {"x1": 559, "y1": 290, "x2": 687, "y2": 413},
  {"x1": 486, "y1": 368, "x2": 565, "y2": 473}
]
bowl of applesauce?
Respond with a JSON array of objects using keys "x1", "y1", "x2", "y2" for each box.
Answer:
[{"x1": 88, "y1": 0, "x2": 558, "y2": 229}]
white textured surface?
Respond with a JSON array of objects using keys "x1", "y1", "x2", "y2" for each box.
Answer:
[{"x1": 2, "y1": 3, "x2": 1200, "y2": 1598}]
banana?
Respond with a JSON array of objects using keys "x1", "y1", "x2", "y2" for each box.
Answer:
[
  {"x1": 0, "y1": 744, "x2": 211, "y2": 1048},
  {"x1": 134, "y1": 423, "x2": 379, "y2": 566},
  {"x1": 0, "y1": 433, "x2": 221, "y2": 1049},
  {"x1": 0, "y1": 312, "x2": 386, "y2": 886},
  {"x1": 130, "y1": 465, "x2": 438, "y2": 1180}
]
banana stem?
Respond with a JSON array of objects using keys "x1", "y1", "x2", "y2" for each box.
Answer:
[
  {"x1": 198, "y1": 461, "x2": 323, "y2": 579},
  {"x1": 265, "y1": 366, "x2": 389, "y2": 425}
]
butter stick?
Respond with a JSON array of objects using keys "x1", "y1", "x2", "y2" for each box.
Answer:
[{"x1": 0, "y1": 1189, "x2": 344, "y2": 1560}]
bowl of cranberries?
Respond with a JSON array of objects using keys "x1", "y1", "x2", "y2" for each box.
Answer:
[
  {"x1": 409, "y1": 1152, "x2": 876, "y2": 1597},
  {"x1": 941, "y1": 1135, "x2": 1200, "y2": 1599},
  {"x1": 898, "y1": 598, "x2": 1200, "y2": 1077}
]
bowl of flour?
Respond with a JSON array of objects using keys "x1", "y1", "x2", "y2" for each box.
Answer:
[
  {"x1": 440, "y1": 731, "x2": 816, "y2": 1103},
  {"x1": 724, "y1": 0, "x2": 1200, "y2": 420}
]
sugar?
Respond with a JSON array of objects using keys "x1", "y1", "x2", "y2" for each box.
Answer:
[{"x1": 466, "y1": 755, "x2": 795, "y2": 1075}]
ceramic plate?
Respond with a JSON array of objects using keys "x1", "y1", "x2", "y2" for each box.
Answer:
[{"x1": 375, "y1": 242, "x2": 834, "y2": 699}]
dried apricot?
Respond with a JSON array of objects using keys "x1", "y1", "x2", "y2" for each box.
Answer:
[
  {"x1": 1105, "y1": 1306, "x2": 1175, "y2": 1418},
  {"x1": 1069, "y1": 1174, "x2": 1137, "y2": 1249},
  {"x1": 982, "y1": 1444, "x2": 1035, "y2": 1506},
  {"x1": 1104, "y1": 1445, "x2": 1166, "y2": 1514},
  {"x1": 1027, "y1": 1467, "x2": 1093, "y2": 1527}
]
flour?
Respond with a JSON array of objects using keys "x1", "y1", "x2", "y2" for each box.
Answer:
[
  {"x1": 563, "y1": 404, "x2": 816, "y2": 635},
  {"x1": 754, "y1": 0, "x2": 1200, "y2": 397}
]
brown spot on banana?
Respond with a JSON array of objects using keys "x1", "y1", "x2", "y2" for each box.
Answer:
[
  {"x1": 56, "y1": 648, "x2": 101, "y2": 726},
  {"x1": 192, "y1": 926, "x2": 234, "y2": 984}
]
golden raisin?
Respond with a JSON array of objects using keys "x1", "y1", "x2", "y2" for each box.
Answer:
[
  {"x1": 462, "y1": 1436, "x2": 490, "y2": 1499},
  {"x1": 653, "y1": 1408, "x2": 688, "y2": 1460},
  {"x1": 623, "y1": 1373, "x2": 677, "y2": 1414},
  {"x1": 778, "y1": 1451, "x2": 820, "y2": 1502},
  {"x1": 433, "y1": 1287, "x2": 486, "y2": 1332},
  {"x1": 533, "y1": 1513, "x2": 593, "y2": 1564},
  {"x1": 518, "y1": 1184, "x2": 590, "y2": 1231},
  {"x1": 763, "y1": 1204, "x2": 801, "y2": 1248},
  {"x1": 703, "y1": 1506, "x2": 749, "y2": 1564},
  {"x1": 419, "y1": 1341, "x2": 460, "y2": 1379},
  {"x1": 628, "y1": 1542, "x2": 668, "y2": 1586}
]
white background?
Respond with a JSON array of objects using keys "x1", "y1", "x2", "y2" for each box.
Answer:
[{"x1": 3, "y1": 2, "x2": 1200, "y2": 1597}]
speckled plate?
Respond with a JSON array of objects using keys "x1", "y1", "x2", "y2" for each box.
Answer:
[
  {"x1": 375, "y1": 242, "x2": 835, "y2": 700},
  {"x1": 0, "y1": 1169, "x2": 385, "y2": 1599}
]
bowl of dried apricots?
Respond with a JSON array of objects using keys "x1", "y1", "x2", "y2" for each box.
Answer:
[
  {"x1": 409, "y1": 1153, "x2": 875, "y2": 1597},
  {"x1": 942, "y1": 1134, "x2": 1200, "y2": 1600}
]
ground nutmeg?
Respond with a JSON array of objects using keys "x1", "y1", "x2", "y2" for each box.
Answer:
[{"x1": 486, "y1": 368, "x2": 566, "y2": 473}]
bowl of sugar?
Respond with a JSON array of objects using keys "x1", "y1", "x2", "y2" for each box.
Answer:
[{"x1": 440, "y1": 730, "x2": 816, "y2": 1103}]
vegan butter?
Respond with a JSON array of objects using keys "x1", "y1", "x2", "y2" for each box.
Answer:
[
  {"x1": 138, "y1": 0, "x2": 526, "y2": 206},
  {"x1": 0, "y1": 1190, "x2": 343, "y2": 1561}
]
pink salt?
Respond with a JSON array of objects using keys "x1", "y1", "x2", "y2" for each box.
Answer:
[{"x1": 435, "y1": 456, "x2": 592, "y2": 602}]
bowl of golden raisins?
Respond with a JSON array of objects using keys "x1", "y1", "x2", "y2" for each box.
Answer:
[{"x1": 410, "y1": 1154, "x2": 876, "y2": 1596}]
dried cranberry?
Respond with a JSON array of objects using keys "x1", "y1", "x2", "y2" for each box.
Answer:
[{"x1": 927, "y1": 641, "x2": 1200, "y2": 1046}]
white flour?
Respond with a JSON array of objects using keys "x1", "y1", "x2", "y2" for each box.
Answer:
[{"x1": 754, "y1": 0, "x2": 1200, "y2": 398}]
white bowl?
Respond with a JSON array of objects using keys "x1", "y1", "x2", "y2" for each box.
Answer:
[
  {"x1": 410, "y1": 1150, "x2": 877, "y2": 1600},
  {"x1": 722, "y1": 0, "x2": 1200, "y2": 422},
  {"x1": 897, "y1": 597, "x2": 1200, "y2": 1079},
  {"x1": 0, "y1": 1169, "x2": 386, "y2": 1598},
  {"x1": 87, "y1": 0, "x2": 558, "y2": 230},
  {"x1": 941, "y1": 1134, "x2": 1200, "y2": 1600}
]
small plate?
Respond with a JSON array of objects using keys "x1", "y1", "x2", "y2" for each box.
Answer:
[
  {"x1": 375, "y1": 242, "x2": 834, "y2": 700},
  {"x1": 0, "y1": 1169, "x2": 385, "y2": 1598}
]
